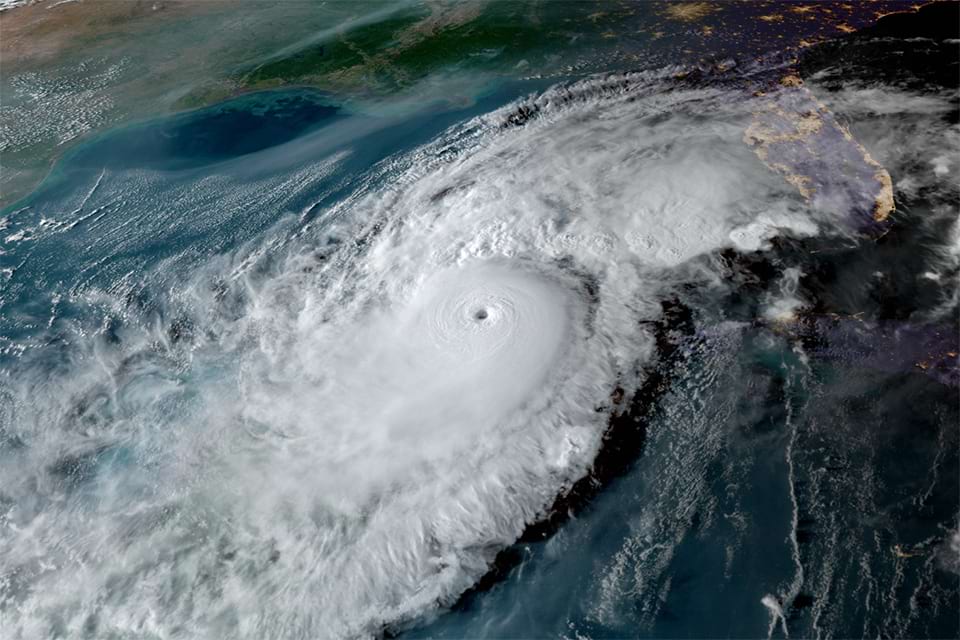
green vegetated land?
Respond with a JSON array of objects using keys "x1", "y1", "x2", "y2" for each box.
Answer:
[
  {"x1": 234, "y1": 2, "x2": 630, "y2": 96},
  {"x1": 2, "y1": 0, "x2": 645, "y2": 206}
]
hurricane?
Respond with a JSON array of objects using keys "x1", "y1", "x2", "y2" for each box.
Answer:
[{"x1": 1, "y1": 8, "x2": 958, "y2": 636}]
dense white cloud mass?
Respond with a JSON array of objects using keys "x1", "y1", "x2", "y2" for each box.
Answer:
[{"x1": 0, "y1": 67, "x2": 895, "y2": 638}]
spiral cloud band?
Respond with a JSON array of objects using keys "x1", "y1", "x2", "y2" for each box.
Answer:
[{"x1": 0, "y1": 66, "x2": 897, "y2": 638}]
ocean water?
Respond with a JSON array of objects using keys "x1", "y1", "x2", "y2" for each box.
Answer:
[{"x1": 1, "y1": 31, "x2": 957, "y2": 640}]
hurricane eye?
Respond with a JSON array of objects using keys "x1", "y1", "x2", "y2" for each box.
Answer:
[{"x1": 473, "y1": 308, "x2": 489, "y2": 321}]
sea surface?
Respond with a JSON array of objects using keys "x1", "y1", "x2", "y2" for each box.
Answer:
[{"x1": 0, "y1": 6, "x2": 957, "y2": 639}]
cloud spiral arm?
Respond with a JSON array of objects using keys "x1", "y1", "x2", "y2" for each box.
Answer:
[{"x1": 0, "y1": 65, "x2": 904, "y2": 638}]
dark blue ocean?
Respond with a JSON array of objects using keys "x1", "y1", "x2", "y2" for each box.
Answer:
[{"x1": 1, "y1": 59, "x2": 957, "y2": 639}]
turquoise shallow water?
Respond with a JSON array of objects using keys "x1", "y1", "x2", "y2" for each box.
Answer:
[
  {"x1": 0, "y1": 81, "x2": 533, "y2": 342},
  {"x1": 0, "y1": 17, "x2": 957, "y2": 639}
]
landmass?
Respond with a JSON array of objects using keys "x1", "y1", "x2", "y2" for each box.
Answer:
[{"x1": 0, "y1": 1, "x2": 935, "y2": 207}]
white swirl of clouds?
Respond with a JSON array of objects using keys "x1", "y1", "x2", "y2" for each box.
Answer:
[{"x1": 0, "y1": 67, "x2": 892, "y2": 638}]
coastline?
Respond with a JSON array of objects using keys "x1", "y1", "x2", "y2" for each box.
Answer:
[{"x1": 1, "y1": 1, "x2": 935, "y2": 208}]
